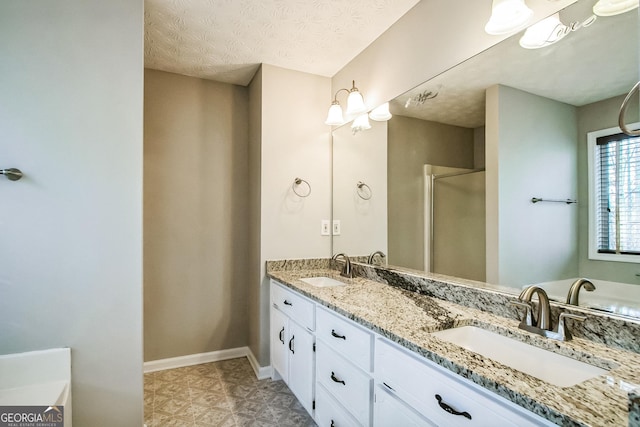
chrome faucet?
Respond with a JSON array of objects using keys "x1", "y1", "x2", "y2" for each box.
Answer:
[
  {"x1": 512, "y1": 285, "x2": 586, "y2": 341},
  {"x1": 331, "y1": 253, "x2": 353, "y2": 278},
  {"x1": 517, "y1": 286, "x2": 551, "y2": 330},
  {"x1": 566, "y1": 278, "x2": 595, "y2": 306},
  {"x1": 367, "y1": 250, "x2": 386, "y2": 265}
]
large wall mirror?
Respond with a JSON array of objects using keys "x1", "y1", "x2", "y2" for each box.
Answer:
[{"x1": 332, "y1": 0, "x2": 640, "y2": 318}]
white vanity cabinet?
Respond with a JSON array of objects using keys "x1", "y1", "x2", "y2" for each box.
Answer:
[
  {"x1": 315, "y1": 306, "x2": 374, "y2": 426},
  {"x1": 269, "y1": 280, "x2": 556, "y2": 427},
  {"x1": 270, "y1": 281, "x2": 315, "y2": 415}
]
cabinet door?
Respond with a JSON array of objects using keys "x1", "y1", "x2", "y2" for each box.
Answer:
[
  {"x1": 288, "y1": 321, "x2": 315, "y2": 415},
  {"x1": 374, "y1": 386, "x2": 436, "y2": 427},
  {"x1": 271, "y1": 307, "x2": 289, "y2": 382}
]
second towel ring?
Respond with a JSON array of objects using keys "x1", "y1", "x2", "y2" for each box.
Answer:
[
  {"x1": 292, "y1": 177, "x2": 311, "y2": 198},
  {"x1": 356, "y1": 181, "x2": 372, "y2": 200},
  {"x1": 619, "y1": 81, "x2": 640, "y2": 137}
]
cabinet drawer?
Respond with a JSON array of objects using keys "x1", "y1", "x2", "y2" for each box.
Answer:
[
  {"x1": 271, "y1": 281, "x2": 314, "y2": 331},
  {"x1": 375, "y1": 339, "x2": 553, "y2": 427},
  {"x1": 374, "y1": 385, "x2": 436, "y2": 427},
  {"x1": 317, "y1": 344, "x2": 371, "y2": 426},
  {"x1": 316, "y1": 306, "x2": 373, "y2": 371},
  {"x1": 315, "y1": 383, "x2": 361, "y2": 427}
]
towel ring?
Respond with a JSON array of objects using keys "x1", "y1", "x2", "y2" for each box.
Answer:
[
  {"x1": 619, "y1": 81, "x2": 640, "y2": 137},
  {"x1": 356, "y1": 181, "x2": 372, "y2": 200},
  {"x1": 292, "y1": 178, "x2": 311, "y2": 198},
  {"x1": 1, "y1": 168, "x2": 23, "y2": 181}
]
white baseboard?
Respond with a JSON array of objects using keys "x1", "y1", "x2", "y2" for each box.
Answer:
[
  {"x1": 144, "y1": 346, "x2": 272, "y2": 380},
  {"x1": 246, "y1": 349, "x2": 272, "y2": 380},
  {"x1": 144, "y1": 347, "x2": 248, "y2": 373}
]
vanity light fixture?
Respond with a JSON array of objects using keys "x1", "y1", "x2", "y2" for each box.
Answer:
[
  {"x1": 369, "y1": 102, "x2": 392, "y2": 121},
  {"x1": 593, "y1": 0, "x2": 639, "y2": 16},
  {"x1": 325, "y1": 80, "x2": 367, "y2": 126},
  {"x1": 519, "y1": 13, "x2": 567, "y2": 49},
  {"x1": 351, "y1": 114, "x2": 371, "y2": 134},
  {"x1": 485, "y1": 0, "x2": 533, "y2": 35}
]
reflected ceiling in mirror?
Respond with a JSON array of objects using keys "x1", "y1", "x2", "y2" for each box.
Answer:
[{"x1": 392, "y1": 0, "x2": 637, "y2": 129}]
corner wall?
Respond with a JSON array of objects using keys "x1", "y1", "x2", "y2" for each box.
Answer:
[
  {"x1": 486, "y1": 85, "x2": 578, "y2": 286},
  {"x1": 0, "y1": 1, "x2": 143, "y2": 425},
  {"x1": 252, "y1": 65, "x2": 332, "y2": 366}
]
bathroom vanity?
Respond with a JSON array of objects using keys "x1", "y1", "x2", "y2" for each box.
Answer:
[{"x1": 267, "y1": 259, "x2": 640, "y2": 426}]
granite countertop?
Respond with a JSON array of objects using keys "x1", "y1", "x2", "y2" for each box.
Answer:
[{"x1": 267, "y1": 267, "x2": 640, "y2": 427}]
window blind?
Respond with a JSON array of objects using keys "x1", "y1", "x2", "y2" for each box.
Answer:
[{"x1": 595, "y1": 133, "x2": 640, "y2": 255}]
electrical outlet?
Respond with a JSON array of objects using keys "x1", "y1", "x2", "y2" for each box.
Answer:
[
  {"x1": 332, "y1": 220, "x2": 341, "y2": 236},
  {"x1": 321, "y1": 220, "x2": 330, "y2": 236}
]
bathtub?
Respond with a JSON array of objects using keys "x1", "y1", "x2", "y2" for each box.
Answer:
[
  {"x1": 0, "y1": 348, "x2": 72, "y2": 427},
  {"x1": 533, "y1": 278, "x2": 640, "y2": 317}
]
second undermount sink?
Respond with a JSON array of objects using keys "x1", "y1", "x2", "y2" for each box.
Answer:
[
  {"x1": 300, "y1": 276, "x2": 347, "y2": 288},
  {"x1": 431, "y1": 326, "x2": 608, "y2": 387}
]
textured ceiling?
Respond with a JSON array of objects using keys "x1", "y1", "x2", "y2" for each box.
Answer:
[
  {"x1": 144, "y1": 0, "x2": 420, "y2": 85},
  {"x1": 392, "y1": 0, "x2": 639, "y2": 128}
]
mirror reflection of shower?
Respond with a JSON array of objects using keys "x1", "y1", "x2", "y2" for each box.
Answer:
[{"x1": 424, "y1": 165, "x2": 486, "y2": 282}]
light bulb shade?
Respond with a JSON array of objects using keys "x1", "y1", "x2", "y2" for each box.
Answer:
[
  {"x1": 346, "y1": 90, "x2": 366, "y2": 116},
  {"x1": 325, "y1": 103, "x2": 344, "y2": 126},
  {"x1": 519, "y1": 13, "x2": 567, "y2": 49},
  {"x1": 369, "y1": 102, "x2": 392, "y2": 121},
  {"x1": 593, "y1": 0, "x2": 638, "y2": 16},
  {"x1": 485, "y1": 0, "x2": 534, "y2": 35},
  {"x1": 351, "y1": 114, "x2": 372, "y2": 132}
]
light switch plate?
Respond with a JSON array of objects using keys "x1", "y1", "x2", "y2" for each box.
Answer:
[
  {"x1": 332, "y1": 220, "x2": 341, "y2": 235},
  {"x1": 321, "y1": 220, "x2": 330, "y2": 236}
]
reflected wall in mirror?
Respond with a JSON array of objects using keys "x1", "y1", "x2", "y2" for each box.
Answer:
[{"x1": 332, "y1": 0, "x2": 640, "y2": 317}]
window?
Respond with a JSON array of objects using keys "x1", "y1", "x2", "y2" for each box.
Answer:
[{"x1": 588, "y1": 125, "x2": 640, "y2": 262}]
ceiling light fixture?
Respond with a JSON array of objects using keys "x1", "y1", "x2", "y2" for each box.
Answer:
[
  {"x1": 593, "y1": 0, "x2": 639, "y2": 16},
  {"x1": 325, "y1": 80, "x2": 366, "y2": 126},
  {"x1": 485, "y1": 0, "x2": 534, "y2": 35},
  {"x1": 369, "y1": 102, "x2": 392, "y2": 121},
  {"x1": 351, "y1": 114, "x2": 372, "y2": 134},
  {"x1": 519, "y1": 13, "x2": 567, "y2": 49}
]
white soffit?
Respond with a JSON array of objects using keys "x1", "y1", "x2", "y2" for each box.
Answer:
[{"x1": 144, "y1": 0, "x2": 420, "y2": 86}]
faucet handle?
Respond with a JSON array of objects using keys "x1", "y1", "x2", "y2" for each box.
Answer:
[
  {"x1": 557, "y1": 312, "x2": 586, "y2": 341},
  {"x1": 510, "y1": 300, "x2": 534, "y2": 327}
]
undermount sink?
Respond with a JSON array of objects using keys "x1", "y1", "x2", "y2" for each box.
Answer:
[
  {"x1": 300, "y1": 276, "x2": 347, "y2": 288},
  {"x1": 431, "y1": 326, "x2": 607, "y2": 387}
]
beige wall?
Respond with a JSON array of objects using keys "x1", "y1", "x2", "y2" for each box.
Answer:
[
  {"x1": 0, "y1": 1, "x2": 144, "y2": 425},
  {"x1": 248, "y1": 67, "x2": 264, "y2": 364},
  {"x1": 486, "y1": 85, "x2": 578, "y2": 287},
  {"x1": 388, "y1": 115, "x2": 474, "y2": 270},
  {"x1": 577, "y1": 94, "x2": 639, "y2": 283},
  {"x1": 251, "y1": 65, "x2": 332, "y2": 366},
  {"x1": 144, "y1": 69, "x2": 249, "y2": 361}
]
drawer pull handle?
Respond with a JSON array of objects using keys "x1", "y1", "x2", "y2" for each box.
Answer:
[
  {"x1": 330, "y1": 371, "x2": 346, "y2": 385},
  {"x1": 289, "y1": 336, "x2": 295, "y2": 354},
  {"x1": 330, "y1": 421, "x2": 335, "y2": 427},
  {"x1": 279, "y1": 327, "x2": 285, "y2": 344},
  {"x1": 435, "y1": 394, "x2": 471, "y2": 420},
  {"x1": 283, "y1": 300, "x2": 293, "y2": 306},
  {"x1": 331, "y1": 329, "x2": 346, "y2": 340},
  {"x1": 383, "y1": 382, "x2": 395, "y2": 392}
]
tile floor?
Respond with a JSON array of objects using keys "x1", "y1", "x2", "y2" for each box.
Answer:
[{"x1": 144, "y1": 357, "x2": 316, "y2": 426}]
